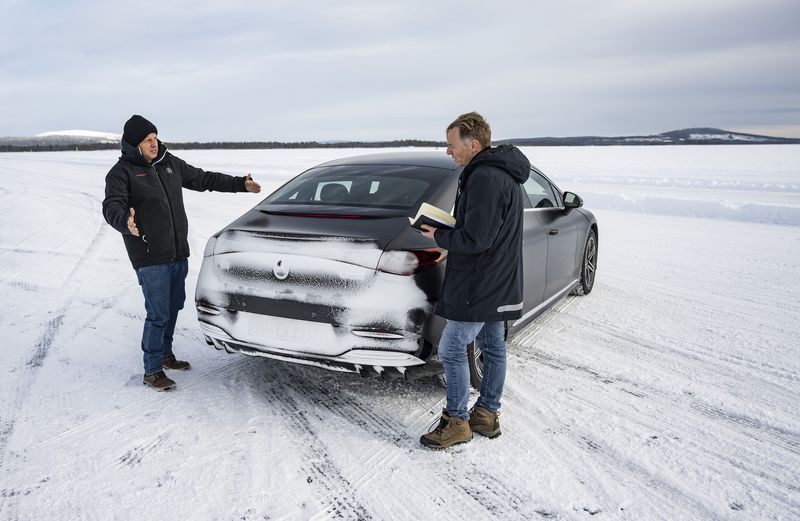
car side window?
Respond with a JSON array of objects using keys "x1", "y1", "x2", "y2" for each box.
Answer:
[{"x1": 524, "y1": 170, "x2": 559, "y2": 209}]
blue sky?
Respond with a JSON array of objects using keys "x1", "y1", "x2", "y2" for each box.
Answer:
[{"x1": 1, "y1": 0, "x2": 798, "y2": 140}]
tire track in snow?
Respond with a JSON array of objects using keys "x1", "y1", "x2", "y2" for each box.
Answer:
[
  {"x1": 689, "y1": 401, "x2": 800, "y2": 454},
  {"x1": 279, "y1": 368, "x2": 556, "y2": 520},
  {"x1": 1, "y1": 280, "x2": 49, "y2": 293},
  {"x1": 511, "y1": 323, "x2": 800, "y2": 459},
  {"x1": 500, "y1": 383, "x2": 630, "y2": 517},
  {"x1": 511, "y1": 341, "x2": 800, "y2": 457},
  {"x1": 578, "y1": 312, "x2": 798, "y2": 391},
  {"x1": 582, "y1": 272, "x2": 799, "y2": 386},
  {"x1": 117, "y1": 433, "x2": 169, "y2": 468},
  {"x1": 503, "y1": 382, "x2": 709, "y2": 519},
  {"x1": 0, "y1": 188, "x2": 99, "y2": 264},
  {"x1": 0, "y1": 202, "x2": 103, "y2": 515},
  {"x1": 506, "y1": 341, "x2": 800, "y2": 517},
  {"x1": 566, "y1": 382, "x2": 798, "y2": 519},
  {"x1": 34, "y1": 358, "x2": 253, "y2": 451},
  {"x1": 256, "y1": 373, "x2": 374, "y2": 520},
  {"x1": 17, "y1": 222, "x2": 109, "y2": 370},
  {"x1": 1, "y1": 359, "x2": 255, "y2": 519},
  {"x1": 0, "y1": 218, "x2": 114, "y2": 470}
]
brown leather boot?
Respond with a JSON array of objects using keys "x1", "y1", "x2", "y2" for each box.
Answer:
[
  {"x1": 162, "y1": 354, "x2": 191, "y2": 370},
  {"x1": 469, "y1": 405, "x2": 501, "y2": 438},
  {"x1": 143, "y1": 370, "x2": 176, "y2": 391},
  {"x1": 420, "y1": 411, "x2": 473, "y2": 449}
]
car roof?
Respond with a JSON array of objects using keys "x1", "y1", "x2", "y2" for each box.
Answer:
[{"x1": 316, "y1": 151, "x2": 460, "y2": 171}]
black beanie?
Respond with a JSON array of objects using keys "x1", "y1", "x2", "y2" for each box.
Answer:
[{"x1": 123, "y1": 115, "x2": 158, "y2": 146}]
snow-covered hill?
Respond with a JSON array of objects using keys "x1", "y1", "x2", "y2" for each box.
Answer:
[
  {"x1": 0, "y1": 129, "x2": 120, "y2": 147},
  {"x1": 500, "y1": 128, "x2": 800, "y2": 146},
  {"x1": 36, "y1": 129, "x2": 120, "y2": 142}
]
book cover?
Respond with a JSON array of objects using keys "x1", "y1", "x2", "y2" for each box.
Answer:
[{"x1": 409, "y1": 202, "x2": 455, "y2": 231}]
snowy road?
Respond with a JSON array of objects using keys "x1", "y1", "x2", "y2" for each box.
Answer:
[{"x1": 1, "y1": 147, "x2": 798, "y2": 520}]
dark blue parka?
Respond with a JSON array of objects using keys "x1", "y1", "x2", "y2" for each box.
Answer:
[
  {"x1": 102, "y1": 140, "x2": 248, "y2": 269},
  {"x1": 434, "y1": 145, "x2": 530, "y2": 322}
]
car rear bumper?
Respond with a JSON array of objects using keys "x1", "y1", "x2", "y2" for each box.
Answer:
[{"x1": 197, "y1": 307, "x2": 426, "y2": 373}]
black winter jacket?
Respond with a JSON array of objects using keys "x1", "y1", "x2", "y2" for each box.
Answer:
[
  {"x1": 434, "y1": 145, "x2": 530, "y2": 322},
  {"x1": 102, "y1": 140, "x2": 248, "y2": 269}
]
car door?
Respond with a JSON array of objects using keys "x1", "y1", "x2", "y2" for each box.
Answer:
[
  {"x1": 521, "y1": 173, "x2": 548, "y2": 311},
  {"x1": 523, "y1": 168, "x2": 580, "y2": 301}
]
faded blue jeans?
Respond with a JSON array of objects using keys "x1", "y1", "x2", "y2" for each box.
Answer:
[
  {"x1": 136, "y1": 259, "x2": 188, "y2": 375},
  {"x1": 438, "y1": 320, "x2": 507, "y2": 420}
]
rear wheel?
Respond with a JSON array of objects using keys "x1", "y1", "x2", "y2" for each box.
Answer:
[
  {"x1": 467, "y1": 341, "x2": 483, "y2": 390},
  {"x1": 435, "y1": 342, "x2": 483, "y2": 390},
  {"x1": 572, "y1": 229, "x2": 597, "y2": 295}
]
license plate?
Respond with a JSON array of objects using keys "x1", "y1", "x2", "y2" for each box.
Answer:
[{"x1": 247, "y1": 315, "x2": 312, "y2": 345}]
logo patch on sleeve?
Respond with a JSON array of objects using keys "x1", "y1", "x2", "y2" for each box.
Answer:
[{"x1": 135, "y1": 173, "x2": 148, "y2": 177}]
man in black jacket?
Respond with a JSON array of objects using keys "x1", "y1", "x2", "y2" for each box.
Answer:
[
  {"x1": 420, "y1": 112, "x2": 529, "y2": 448},
  {"x1": 103, "y1": 115, "x2": 261, "y2": 391}
]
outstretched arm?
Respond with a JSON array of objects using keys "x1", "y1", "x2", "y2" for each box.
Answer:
[{"x1": 175, "y1": 155, "x2": 259, "y2": 193}]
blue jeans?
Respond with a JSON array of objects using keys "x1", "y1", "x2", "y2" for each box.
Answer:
[
  {"x1": 438, "y1": 320, "x2": 507, "y2": 420},
  {"x1": 136, "y1": 259, "x2": 188, "y2": 374}
]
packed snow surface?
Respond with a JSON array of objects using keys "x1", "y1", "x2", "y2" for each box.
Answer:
[{"x1": 1, "y1": 145, "x2": 798, "y2": 520}]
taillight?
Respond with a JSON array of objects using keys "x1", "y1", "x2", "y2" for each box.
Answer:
[
  {"x1": 203, "y1": 236, "x2": 218, "y2": 257},
  {"x1": 377, "y1": 248, "x2": 447, "y2": 275}
]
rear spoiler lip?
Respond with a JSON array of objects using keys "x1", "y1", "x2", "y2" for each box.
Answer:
[
  {"x1": 259, "y1": 210, "x2": 377, "y2": 219},
  {"x1": 257, "y1": 203, "x2": 410, "y2": 219}
]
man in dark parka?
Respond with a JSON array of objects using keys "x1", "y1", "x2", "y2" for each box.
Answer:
[
  {"x1": 420, "y1": 112, "x2": 529, "y2": 448},
  {"x1": 103, "y1": 115, "x2": 261, "y2": 391}
]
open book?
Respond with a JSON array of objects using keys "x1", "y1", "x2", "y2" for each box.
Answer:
[{"x1": 409, "y1": 202, "x2": 456, "y2": 231}]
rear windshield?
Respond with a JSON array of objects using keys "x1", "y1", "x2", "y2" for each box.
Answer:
[{"x1": 262, "y1": 164, "x2": 449, "y2": 210}]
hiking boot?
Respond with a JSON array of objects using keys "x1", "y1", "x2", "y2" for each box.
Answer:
[
  {"x1": 420, "y1": 411, "x2": 473, "y2": 449},
  {"x1": 143, "y1": 370, "x2": 176, "y2": 391},
  {"x1": 469, "y1": 405, "x2": 501, "y2": 438},
  {"x1": 162, "y1": 354, "x2": 191, "y2": 371}
]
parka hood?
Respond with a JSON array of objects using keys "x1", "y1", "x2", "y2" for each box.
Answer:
[
  {"x1": 467, "y1": 144, "x2": 530, "y2": 184},
  {"x1": 120, "y1": 138, "x2": 168, "y2": 167}
]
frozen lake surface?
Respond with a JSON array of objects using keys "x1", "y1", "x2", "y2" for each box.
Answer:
[{"x1": 1, "y1": 145, "x2": 798, "y2": 520}]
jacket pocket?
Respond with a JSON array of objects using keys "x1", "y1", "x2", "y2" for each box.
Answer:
[{"x1": 443, "y1": 260, "x2": 475, "y2": 308}]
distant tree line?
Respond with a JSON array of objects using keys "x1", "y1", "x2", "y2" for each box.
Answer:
[
  {"x1": 3, "y1": 134, "x2": 798, "y2": 153},
  {"x1": 0, "y1": 139, "x2": 447, "y2": 153}
]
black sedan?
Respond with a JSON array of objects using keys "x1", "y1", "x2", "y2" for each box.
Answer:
[{"x1": 195, "y1": 152, "x2": 598, "y2": 388}]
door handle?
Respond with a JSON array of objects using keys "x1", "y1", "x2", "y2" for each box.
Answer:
[{"x1": 548, "y1": 229, "x2": 559, "y2": 235}]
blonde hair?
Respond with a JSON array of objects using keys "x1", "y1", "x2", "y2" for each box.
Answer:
[{"x1": 447, "y1": 111, "x2": 491, "y2": 148}]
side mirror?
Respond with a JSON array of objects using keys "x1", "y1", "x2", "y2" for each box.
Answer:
[{"x1": 563, "y1": 191, "x2": 583, "y2": 209}]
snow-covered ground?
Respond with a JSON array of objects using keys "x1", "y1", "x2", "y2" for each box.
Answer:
[{"x1": 0, "y1": 145, "x2": 798, "y2": 520}]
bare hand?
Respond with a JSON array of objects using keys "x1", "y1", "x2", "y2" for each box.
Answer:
[
  {"x1": 127, "y1": 208, "x2": 140, "y2": 236},
  {"x1": 245, "y1": 174, "x2": 261, "y2": 193},
  {"x1": 420, "y1": 224, "x2": 437, "y2": 239}
]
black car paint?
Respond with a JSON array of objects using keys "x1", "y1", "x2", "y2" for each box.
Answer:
[{"x1": 195, "y1": 152, "x2": 597, "y2": 371}]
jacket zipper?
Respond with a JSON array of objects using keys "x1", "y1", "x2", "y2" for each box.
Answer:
[{"x1": 152, "y1": 164, "x2": 179, "y2": 259}]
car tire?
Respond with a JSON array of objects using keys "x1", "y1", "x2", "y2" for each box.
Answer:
[
  {"x1": 436, "y1": 342, "x2": 483, "y2": 390},
  {"x1": 467, "y1": 341, "x2": 483, "y2": 390},
  {"x1": 572, "y1": 229, "x2": 597, "y2": 296}
]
